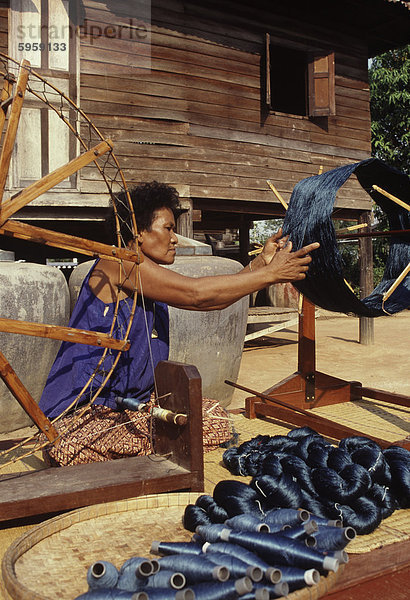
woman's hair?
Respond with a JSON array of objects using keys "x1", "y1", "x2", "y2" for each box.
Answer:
[{"x1": 106, "y1": 181, "x2": 182, "y2": 245}]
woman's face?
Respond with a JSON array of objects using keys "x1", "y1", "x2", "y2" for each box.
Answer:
[{"x1": 136, "y1": 207, "x2": 178, "y2": 265}]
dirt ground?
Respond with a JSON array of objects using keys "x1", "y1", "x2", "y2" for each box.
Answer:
[{"x1": 230, "y1": 310, "x2": 410, "y2": 410}]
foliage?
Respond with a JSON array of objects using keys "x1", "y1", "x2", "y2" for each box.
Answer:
[
  {"x1": 249, "y1": 219, "x2": 283, "y2": 245},
  {"x1": 369, "y1": 45, "x2": 410, "y2": 174},
  {"x1": 368, "y1": 45, "x2": 410, "y2": 286}
]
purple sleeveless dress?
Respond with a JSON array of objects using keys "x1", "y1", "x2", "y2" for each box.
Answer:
[{"x1": 39, "y1": 261, "x2": 169, "y2": 419}]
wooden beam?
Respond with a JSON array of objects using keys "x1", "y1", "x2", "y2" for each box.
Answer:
[
  {"x1": 0, "y1": 317, "x2": 131, "y2": 351},
  {"x1": 357, "y1": 385, "x2": 410, "y2": 408},
  {"x1": 226, "y1": 379, "x2": 399, "y2": 449},
  {"x1": 0, "y1": 73, "x2": 16, "y2": 136},
  {"x1": 0, "y1": 351, "x2": 58, "y2": 442},
  {"x1": 0, "y1": 220, "x2": 142, "y2": 263},
  {"x1": 298, "y1": 296, "x2": 316, "y2": 378},
  {"x1": 358, "y1": 211, "x2": 374, "y2": 345},
  {"x1": 337, "y1": 228, "x2": 410, "y2": 240},
  {"x1": 0, "y1": 140, "x2": 113, "y2": 225},
  {"x1": 0, "y1": 60, "x2": 30, "y2": 202}
]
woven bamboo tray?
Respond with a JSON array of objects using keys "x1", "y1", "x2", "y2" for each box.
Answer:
[{"x1": 2, "y1": 492, "x2": 343, "y2": 600}]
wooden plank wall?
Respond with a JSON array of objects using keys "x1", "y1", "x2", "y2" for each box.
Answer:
[
  {"x1": 0, "y1": 1, "x2": 7, "y2": 54},
  {"x1": 2, "y1": 0, "x2": 373, "y2": 218}
]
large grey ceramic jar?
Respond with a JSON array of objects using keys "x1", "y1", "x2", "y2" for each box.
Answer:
[
  {"x1": 166, "y1": 255, "x2": 248, "y2": 408},
  {"x1": 0, "y1": 261, "x2": 69, "y2": 433}
]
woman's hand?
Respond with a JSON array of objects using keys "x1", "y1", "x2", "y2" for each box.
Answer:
[
  {"x1": 266, "y1": 240, "x2": 320, "y2": 282},
  {"x1": 259, "y1": 228, "x2": 289, "y2": 265}
]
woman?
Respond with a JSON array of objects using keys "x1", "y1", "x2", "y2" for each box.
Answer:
[{"x1": 39, "y1": 182, "x2": 319, "y2": 465}]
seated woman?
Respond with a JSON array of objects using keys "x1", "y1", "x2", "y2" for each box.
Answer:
[{"x1": 39, "y1": 181, "x2": 319, "y2": 466}]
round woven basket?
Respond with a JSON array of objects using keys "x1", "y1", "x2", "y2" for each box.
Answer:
[{"x1": 2, "y1": 493, "x2": 343, "y2": 600}]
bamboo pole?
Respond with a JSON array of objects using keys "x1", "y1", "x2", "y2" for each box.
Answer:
[
  {"x1": 0, "y1": 59, "x2": 30, "y2": 201},
  {"x1": 382, "y1": 262, "x2": 410, "y2": 305},
  {"x1": 248, "y1": 180, "x2": 290, "y2": 257},
  {"x1": 0, "y1": 351, "x2": 58, "y2": 442},
  {"x1": 0, "y1": 317, "x2": 131, "y2": 351},
  {"x1": 0, "y1": 220, "x2": 142, "y2": 263},
  {"x1": 266, "y1": 180, "x2": 288, "y2": 210},
  {"x1": 0, "y1": 139, "x2": 112, "y2": 224},
  {"x1": 372, "y1": 184, "x2": 410, "y2": 212},
  {"x1": 337, "y1": 223, "x2": 368, "y2": 234}
]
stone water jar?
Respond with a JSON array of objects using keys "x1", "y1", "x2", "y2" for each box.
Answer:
[
  {"x1": 166, "y1": 257, "x2": 248, "y2": 408},
  {"x1": 69, "y1": 237, "x2": 248, "y2": 408},
  {"x1": 0, "y1": 259, "x2": 70, "y2": 433}
]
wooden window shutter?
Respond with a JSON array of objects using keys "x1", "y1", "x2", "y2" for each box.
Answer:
[
  {"x1": 265, "y1": 32, "x2": 271, "y2": 107},
  {"x1": 308, "y1": 52, "x2": 335, "y2": 117}
]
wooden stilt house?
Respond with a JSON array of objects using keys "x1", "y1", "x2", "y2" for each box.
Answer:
[{"x1": 0, "y1": 0, "x2": 409, "y2": 268}]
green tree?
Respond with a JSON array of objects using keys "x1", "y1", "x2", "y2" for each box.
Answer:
[
  {"x1": 369, "y1": 44, "x2": 410, "y2": 174},
  {"x1": 369, "y1": 45, "x2": 410, "y2": 286}
]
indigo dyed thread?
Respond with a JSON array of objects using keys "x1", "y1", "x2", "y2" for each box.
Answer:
[
  {"x1": 282, "y1": 158, "x2": 410, "y2": 316},
  {"x1": 220, "y1": 428, "x2": 410, "y2": 534}
]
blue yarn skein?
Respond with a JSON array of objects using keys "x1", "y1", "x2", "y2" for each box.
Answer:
[
  {"x1": 189, "y1": 577, "x2": 253, "y2": 600},
  {"x1": 224, "y1": 514, "x2": 270, "y2": 533},
  {"x1": 312, "y1": 464, "x2": 372, "y2": 503},
  {"x1": 196, "y1": 495, "x2": 229, "y2": 522},
  {"x1": 157, "y1": 555, "x2": 230, "y2": 584},
  {"x1": 262, "y1": 508, "x2": 310, "y2": 528},
  {"x1": 195, "y1": 524, "x2": 228, "y2": 543},
  {"x1": 279, "y1": 566, "x2": 320, "y2": 592},
  {"x1": 203, "y1": 428, "x2": 410, "y2": 538},
  {"x1": 251, "y1": 473, "x2": 303, "y2": 510},
  {"x1": 311, "y1": 526, "x2": 356, "y2": 551},
  {"x1": 282, "y1": 158, "x2": 410, "y2": 316},
  {"x1": 183, "y1": 505, "x2": 213, "y2": 531},
  {"x1": 243, "y1": 582, "x2": 289, "y2": 599},
  {"x1": 204, "y1": 551, "x2": 264, "y2": 582},
  {"x1": 87, "y1": 561, "x2": 119, "y2": 590},
  {"x1": 212, "y1": 481, "x2": 264, "y2": 518},
  {"x1": 218, "y1": 528, "x2": 339, "y2": 572},
  {"x1": 150, "y1": 541, "x2": 203, "y2": 556},
  {"x1": 383, "y1": 446, "x2": 410, "y2": 507},
  {"x1": 144, "y1": 570, "x2": 186, "y2": 590},
  {"x1": 75, "y1": 591, "x2": 136, "y2": 600},
  {"x1": 331, "y1": 497, "x2": 382, "y2": 535},
  {"x1": 117, "y1": 557, "x2": 156, "y2": 591},
  {"x1": 202, "y1": 542, "x2": 282, "y2": 584},
  {"x1": 134, "y1": 590, "x2": 194, "y2": 600},
  {"x1": 367, "y1": 483, "x2": 399, "y2": 519}
]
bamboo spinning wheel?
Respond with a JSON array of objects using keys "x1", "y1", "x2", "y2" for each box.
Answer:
[{"x1": 0, "y1": 55, "x2": 142, "y2": 470}]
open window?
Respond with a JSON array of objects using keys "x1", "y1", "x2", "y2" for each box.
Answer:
[
  {"x1": 8, "y1": 0, "x2": 78, "y2": 191},
  {"x1": 265, "y1": 33, "x2": 335, "y2": 118}
]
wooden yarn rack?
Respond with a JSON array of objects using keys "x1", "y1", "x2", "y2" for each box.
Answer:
[{"x1": 227, "y1": 296, "x2": 409, "y2": 450}]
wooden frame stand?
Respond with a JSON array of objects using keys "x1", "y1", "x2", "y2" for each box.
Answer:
[
  {"x1": 0, "y1": 360, "x2": 204, "y2": 523},
  {"x1": 242, "y1": 296, "x2": 409, "y2": 449}
]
